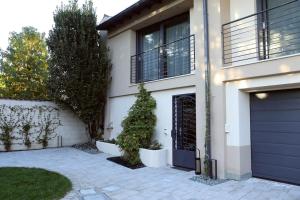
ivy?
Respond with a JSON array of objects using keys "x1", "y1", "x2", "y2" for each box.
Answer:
[
  {"x1": 19, "y1": 108, "x2": 35, "y2": 149},
  {"x1": 0, "y1": 106, "x2": 21, "y2": 151},
  {"x1": 117, "y1": 84, "x2": 156, "y2": 165},
  {"x1": 37, "y1": 108, "x2": 60, "y2": 148},
  {"x1": 0, "y1": 105, "x2": 61, "y2": 151}
]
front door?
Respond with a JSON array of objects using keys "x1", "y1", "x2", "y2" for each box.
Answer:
[{"x1": 172, "y1": 94, "x2": 196, "y2": 169}]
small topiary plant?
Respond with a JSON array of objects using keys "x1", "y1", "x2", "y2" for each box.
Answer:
[{"x1": 117, "y1": 84, "x2": 156, "y2": 165}]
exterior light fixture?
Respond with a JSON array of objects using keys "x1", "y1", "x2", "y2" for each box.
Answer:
[{"x1": 195, "y1": 149, "x2": 201, "y2": 175}]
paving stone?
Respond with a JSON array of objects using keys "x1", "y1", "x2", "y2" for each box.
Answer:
[
  {"x1": 80, "y1": 189, "x2": 97, "y2": 195},
  {"x1": 83, "y1": 193, "x2": 110, "y2": 200},
  {"x1": 0, "y1": 148, "x2": 299, "y2": 200},
  {"x1": 102, "y1": 185, "x2": 121, "y2": 192}
]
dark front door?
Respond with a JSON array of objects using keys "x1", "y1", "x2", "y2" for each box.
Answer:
[
  {"x1": 250, "y1": 89, "x2": 300, "y2": 185},
  {"x1": 172, "y1": 94, "x2": 196, "y2": 169}
]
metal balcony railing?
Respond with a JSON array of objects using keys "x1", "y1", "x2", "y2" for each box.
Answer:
[
  {"x1": 222, "y1": 0, "x2": 300, "y2": 65},
  {"x1": 131, "y1": 35, "x2": 195, "y2": 83}
]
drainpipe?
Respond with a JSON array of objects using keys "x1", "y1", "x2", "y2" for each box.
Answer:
[{"x1": 203, "y1": 0, "x2": 212, "y2": 175}]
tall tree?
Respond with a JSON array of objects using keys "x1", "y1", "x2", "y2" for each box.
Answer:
[
  {"x1": 47, "y1": 0, "x2": 111, "y2": 140},
  {"x1": 0, "y1": 27, "x2": 49, "y2": 99}
]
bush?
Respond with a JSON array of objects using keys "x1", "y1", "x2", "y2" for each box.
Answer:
[
  {"x1": 117, "y1": 84, "x2": 156, "y2": 165},
  {"x1": 148, "y1": 140, "x2": 162, "y2": 150},
  {"x1": 101, "y1": 138, "x2": 116, "y2": 144}
]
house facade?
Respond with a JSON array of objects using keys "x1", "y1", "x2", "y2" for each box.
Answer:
[{"x1": 98, "y1": 0, "x2": 300, "y2": 184}]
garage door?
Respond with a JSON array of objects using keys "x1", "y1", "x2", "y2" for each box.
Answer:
[{"x1": 250, "y1": 89, "x2": 300, "y2": 185}]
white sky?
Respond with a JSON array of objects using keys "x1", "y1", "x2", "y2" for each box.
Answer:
[{"x1": 0, "y1": 0, "x2": 138, "y2": 49}]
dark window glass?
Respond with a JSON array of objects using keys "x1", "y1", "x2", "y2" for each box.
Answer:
[{"x1": 136, "y1": 14, "x2": 191, "y2": 82}]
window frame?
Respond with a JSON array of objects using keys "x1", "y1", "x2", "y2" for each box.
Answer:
[{"x1": 135, "y1": 13, "x2": 190, "y2": 83}]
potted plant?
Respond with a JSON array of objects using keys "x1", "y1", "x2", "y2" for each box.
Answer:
[
  {"x1": 116, "y1": 84, "x2": 157, "y2": 167},
  {"x1": 139, "y1": 140, "x2": 167, "y2": 168},
  {"x1": 96, "y1": 139, "x2": 122, "y2": 156}
]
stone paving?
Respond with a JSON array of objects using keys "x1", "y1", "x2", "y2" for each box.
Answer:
[{"x1": 0, "y1": 148, "x2": 299, "y2": 200}]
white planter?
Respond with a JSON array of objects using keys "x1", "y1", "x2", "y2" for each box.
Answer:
[
  {"x1": 96, "y1": 141, "x2": 122, "y2": 156},
  {"x1": 139, "y1": 148, "x2": 168, "y2": 168}
]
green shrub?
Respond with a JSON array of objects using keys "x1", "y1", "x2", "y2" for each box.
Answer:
[
  {"x1": 149, "y1": 140, "x2": 162, "y2": 150},
  {"x1": 117, "y1": 84, "x2": 156, "y2": 165}
]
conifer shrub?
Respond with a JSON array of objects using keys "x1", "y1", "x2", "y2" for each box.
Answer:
[{"x1": 117, "y1": 84, "x2": 156, "y2": 165}]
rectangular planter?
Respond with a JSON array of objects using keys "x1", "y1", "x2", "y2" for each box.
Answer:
[
  {"x1": 96, "y1": 141, "x2": 122, "y2": 156},
  {"x1": 139, "y1": 148, "x2": 168, "y2": 168}
]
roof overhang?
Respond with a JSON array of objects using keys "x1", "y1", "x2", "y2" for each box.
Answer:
[{"x1": 96, "y1": 0, "x2": 164, "y2": 30}]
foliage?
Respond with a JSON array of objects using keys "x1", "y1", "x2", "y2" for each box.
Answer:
[
  {"x1": 19, "y1": 109, "x2": 35, "y2": 149},
  {"x1": 0, "y1": 167, "x2": 72, "y2": 200},
  {"x1": 117, "y1": 84, "x2": 156, "y2": 165},
  {"x1": 0, "y1": 27, "x2": 49, "y2": 100},
  {"x1": 0, "y1": 105, "x2": 61, "y2": 151},
  {"x1": 37, "y1": 107, "x2": 60, "y2": 148},
  {"x1": 102, "y1": 138, "x2": 116, "y2": 144},
  {"x1": 47, "y1": 0, "x2": 111, "y2": 140},
  {"x1": 0, "y1": 106, "x2": 21, "y2": 151},
  {"x1": 148, "y1": 140, "x2": 162, "y2": 150}
]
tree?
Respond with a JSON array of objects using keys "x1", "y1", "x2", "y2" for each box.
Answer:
[
  {"x1": 117, "y1": 84, "x2": 156, "y2": 165},
  {"x1": 0, "y1": 27, "x2": 49, "y2": 99},
  {"x1": 47, "y1": 0, "x2": 111, "y2": 140}
]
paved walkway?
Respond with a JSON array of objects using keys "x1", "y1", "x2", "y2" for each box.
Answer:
[{"x1": 0, "y1": 148, "x2": 299, "y2": 200}]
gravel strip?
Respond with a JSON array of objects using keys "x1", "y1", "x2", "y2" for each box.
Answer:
[
  {"x1": 72, "y1": 143, "x2": 100, "y2": 154},
  {"x1": 190, "y1": 175, "x2": 228, "y2": 186}
]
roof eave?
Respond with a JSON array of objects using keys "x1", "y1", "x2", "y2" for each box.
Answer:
[{"x1": 96, "y1": 0, "x2": 163, "y2": 30}]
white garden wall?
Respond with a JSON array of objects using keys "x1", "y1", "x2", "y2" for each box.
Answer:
[{"x1": 0, "y1": 99, "x2": 88, "y2": 151}]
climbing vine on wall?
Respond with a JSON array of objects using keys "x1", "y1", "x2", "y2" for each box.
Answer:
[{"x1": 0, "y1": 105, "x2": 61, "y2": 151}]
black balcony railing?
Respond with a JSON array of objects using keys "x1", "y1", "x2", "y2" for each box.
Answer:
[
  {"x1": 222, "y1": 0, "x2": 300, "y2": 65},
  {"x1": 131, "y1": 35, "x2": 195, "y2": 83}
]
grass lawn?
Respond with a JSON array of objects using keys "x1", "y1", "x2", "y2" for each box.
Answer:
[{"x1": 0, "y1": 167, "x2": 72, "y2": 200}]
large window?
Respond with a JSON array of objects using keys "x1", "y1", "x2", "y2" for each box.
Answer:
[
  {"x1": 131, "y1": 13, "x2": 194, "y2": 83},
  {"x1": 258, "y1": 0, "x2": 300, "y2": 59},
  {"x1": 222, "y1": 0, "x2": 300, "y2": 65}
]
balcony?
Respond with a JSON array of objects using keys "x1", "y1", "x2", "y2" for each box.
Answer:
[
  {"x1": 222, "y1": 0, "x2": 300, "y2": 66},
  {"x1": 131, "y1": 35, "x2": 195, "y2": 83}
]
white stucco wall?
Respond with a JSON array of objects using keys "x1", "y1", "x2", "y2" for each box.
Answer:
[
  {"x1": 224, "y1": 71, "x2": 300, "y2": 147},
  {"x1": 105, "y1": 86, "x2": 196, "y2": 165},
  {"x1": 0, "y1": 99, "x2": 88, "y2": 151}
]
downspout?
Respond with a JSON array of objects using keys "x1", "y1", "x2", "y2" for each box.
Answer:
[{"x1": 203, "y1": 0, "x2": 212, "y2": 175}]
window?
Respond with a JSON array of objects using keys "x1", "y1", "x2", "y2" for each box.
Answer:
[
  {"x1": 258, "y1": 0, "x2": 300, "y2": 59},
  {"x1": 132, "y1": 13, "x2": 194, "y2": 83}
]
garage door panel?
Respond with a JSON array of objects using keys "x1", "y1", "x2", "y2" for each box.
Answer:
[
  {"x1": 252, "y1": 153, "x2": 300, "y2": 169},
  {"x1": 251, "y1": 122, "x2": 300, "y2": 133},
  {"x1": 251, "y1": 110, "x2": 300, "y2": 122},
  {"x1": 251, "y1": 132, "x2": 300, "y2": 145},
  {"x1": 251, "y1": 89, "x2": 300, "y2": 185},
  {"x1": 252, "y1": 164, "x2": 300, "y2": 184},
  {"x1": 252, "y1": 143, "x2": 300, "y2": 157},
  {"x1": 251, "y1": 99, "x2": 300, "y2": 110}
]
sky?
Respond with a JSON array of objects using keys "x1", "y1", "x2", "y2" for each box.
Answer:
[{"x1": 0, "y1": 0, "x2": 138, "y2": 49}]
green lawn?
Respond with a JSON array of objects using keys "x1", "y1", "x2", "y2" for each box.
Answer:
[{"x1": 0, "y1": 167, "x2": 72, "y2": 200}]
